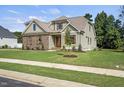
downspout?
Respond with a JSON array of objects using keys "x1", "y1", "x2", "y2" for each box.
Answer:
[{"x1": 79, "y1": 31, "x2": 81, "y2": 45}]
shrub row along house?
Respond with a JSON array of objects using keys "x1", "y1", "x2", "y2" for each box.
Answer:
[
  {"x1": 22, "y1": 16, "x2": 97, "y2": 51},
  {"x1": 0, "y1": 25, "x2": 18, "y2": 48}
]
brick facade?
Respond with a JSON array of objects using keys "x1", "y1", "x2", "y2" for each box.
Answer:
[{"x1": 22, "y1": 35, "x2": 49, "y2": 50}]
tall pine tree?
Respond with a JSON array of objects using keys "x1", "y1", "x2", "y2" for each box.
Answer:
[
  {"x1": 105, "y1": 16, "x2": 122, "y2": 48},
  {"x1": 94, "y1": 11, "x2": 107, "y2": 48},
  {"x1": 95, "y1": 12, "x2": 122, "y2": 49},
  {"x1": 119, "y1": 6, "x2": 124, "y2": 49}
]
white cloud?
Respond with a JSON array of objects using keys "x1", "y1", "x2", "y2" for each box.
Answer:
[
  {"x1": 66, "y1": 15, "x2": 72, "y2": 17},
  {"x1": 3, "y1": 17, "x2": 24, "y2": 24},
  {"x1": 28, "y1": 16, "x2": 48, "y2": 22},
  {"x1": 16, "y1": 19, "x2": 24, "y2": 24},
  {"x1": 40, "y1": 8, "x2": 61, "y2": 15},
  {"x1": 8, "y1": 10, "x2": 20, "y2": 14},
  {"x1": 48, "y1": 8, "x2": 61, "y2": 15},
  {"x1": 28, "y1": 16, "x2": 39, "y2": 19}
]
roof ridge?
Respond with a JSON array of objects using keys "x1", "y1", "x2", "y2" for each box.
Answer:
[
  {"x1": 68, "y1": 16, "x2": 87, "y2": 20},
  {"x1": 32, "y1": 19, "x2": 48, "y2": 24}
]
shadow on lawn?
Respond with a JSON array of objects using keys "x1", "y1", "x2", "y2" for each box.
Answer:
[{"x1": 112, "y1": 50, "x2": 124, "y2": 53}]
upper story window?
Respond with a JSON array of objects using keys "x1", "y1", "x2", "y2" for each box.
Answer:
[
  {"x1": 86, "y1": 36, "x2": 92, "y2": 45},
  {"x1": 90, "y1": 38, "x2": 92, "y2": 45},
  {"x1": 89, "y1": 25, "x2": 91, "y2": 31},
  {"x1": 33, "y1": 23, "x2": 36, "y2": 31},
  {"x1": 86, "y1": 36, "x2": 90, "y2": 45},
  {"x1": 57, "y1": 23, "x2": 63, "y2": 30}
]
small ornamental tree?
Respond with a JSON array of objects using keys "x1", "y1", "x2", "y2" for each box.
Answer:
[
  {"x1": 65, "y1": 27, "x2": 72, "y2": 51},
  {"x1": 64, "y1": 27, "x2": 77, "y2": 58}
]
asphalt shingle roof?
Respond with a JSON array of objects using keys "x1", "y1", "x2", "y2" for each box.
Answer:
[
  {"x1": 0, "y1": 26, "x2": 16, "y2": 38},
  {"x1": 67, "y1": 16, "x2": 88, "y2": 31},
  {"x1": 33, "y1": 19, "x2": 50, "y2": 32},
  {"x1": 24, "y1": 16, "x2": 90, "y2": 33},
  {"x1": 52, "y1": 16, "x2": 68, "y2": 21}
]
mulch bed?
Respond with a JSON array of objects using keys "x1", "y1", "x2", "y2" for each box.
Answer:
[{"x1": 63, "y1": 54, "x2": 78, "y2": 58}]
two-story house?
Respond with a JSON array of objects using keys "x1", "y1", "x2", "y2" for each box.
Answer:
[{"x1": 22, "y1": 16, "x2": 97, "y2": 51}]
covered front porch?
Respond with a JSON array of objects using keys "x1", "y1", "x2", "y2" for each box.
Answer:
[
  {"x1": 49, "y1": 32, "x2": 62, "y2": 49},
  {"x1": 52, "y1": 35, "x2": 61, "y2": 48}
]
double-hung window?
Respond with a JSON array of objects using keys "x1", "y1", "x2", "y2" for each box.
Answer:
[{"x1": 57, "y1": 23, "x2": 63, "y2": 30}]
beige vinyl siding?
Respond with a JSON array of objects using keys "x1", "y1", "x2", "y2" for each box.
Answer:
[{"x1": 24, "y1": 22, "x2": 45, "y2": 33}]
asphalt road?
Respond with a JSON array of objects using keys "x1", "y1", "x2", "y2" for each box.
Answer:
[{"x1": 0, "y1": 76, "x2": 41, "y2": 87}]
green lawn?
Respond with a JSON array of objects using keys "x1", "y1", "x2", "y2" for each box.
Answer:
[
  {"x1": 0, "y1": 62, "x2": 124, "y2": 87},
  {"x1": 0, "y1": 49, "x2": 124, "y2": 70}
]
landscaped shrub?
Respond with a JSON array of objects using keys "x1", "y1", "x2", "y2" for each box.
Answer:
[
  {"x1": 93, "y1": 48, "x2": 98, "y2": 51},
  {"x1": 123, "y1": 47, "x2": 124, "y2": 52},
  {"x1": 72, "y1": 45, "x2": 76, "y2": 51},
  {"x1": 26, "y1": 46, "x2": 30, "y2": 50},
  {"x1": 63, "y1": 54, "x2": 77, "y2": 58},
  {"x1": 22, "y1": 45, "x2": 24, "y2": 50},
  {"x1": 62, "y1": 45, "x2": 66, "y2": 51},
  {"x1": 2, "y1": 44, "x2": 8, "y2": 49},
  {"x1": 41, "y1": 45, "x2": 44, "y2": 50},
  {"x1": 4, "y1": 44, "x2": 8, "y2": 48},
  {"x1": 78, "y1": 44, "x2": 82, "y2": 52},
  {"x1": 98, "y1": 48, "x2": 102, "y2": 51},
  {"x1": 36, "y1": 47, "x2": 40, "y2": 50}
]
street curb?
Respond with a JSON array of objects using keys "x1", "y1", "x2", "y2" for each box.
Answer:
[{"x1": 0, "y1": 69, "x2": 94, "y2": 87}]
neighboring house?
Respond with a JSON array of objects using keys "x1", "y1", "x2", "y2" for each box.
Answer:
[
  {"x1": 0, "y1": 25, "x2": 18, "y2": 48},
  {"x1": 22, "y1": 16, "x2": 97, "y2": 51}
]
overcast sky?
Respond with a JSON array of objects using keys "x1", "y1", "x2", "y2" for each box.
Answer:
[{"x1": 0, "y1": 5, "x2": 121, "y2": 32}]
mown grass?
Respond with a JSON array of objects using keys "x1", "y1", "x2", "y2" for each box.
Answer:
[
  {"x1": 0, "y1": 49, "x2": 124, "y2": 70},
  {"x1": 0, "y1": 62, "x2": 124, "y2": 87}
]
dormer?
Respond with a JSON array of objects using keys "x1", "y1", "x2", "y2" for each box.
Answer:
[{"x1": 49, "y1": 16, "x2": 68, "y2": 31}]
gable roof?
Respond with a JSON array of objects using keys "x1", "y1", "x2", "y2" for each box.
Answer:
[
  {"x1": 0, "y1": 26, "x2": 16, "y2": 38},
  {"x1": 23, "y1": 19, "x2": 51, "y2": 34},
  {"x1": 34, "y1": 19, "x2": 50, "y2": 32},
  {"x1": 23, "y1": 16, "x2": 91, "y2": 34}
]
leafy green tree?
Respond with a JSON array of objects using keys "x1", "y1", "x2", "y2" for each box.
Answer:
[
  {"x1": 95, "y1": 12, "x2": 123, "y2": 49},
  {"x1": 104, "y1": 15, "x2": 122, "y2": 48},
  {"x1": 13, "y1": 31, "x2": 22, "y2": 43},
  {"x1": 115, "y1": 19, "x2": 124, "y2": 39},
  {"x1": 119, "y1": 6, "x2": 124, "y2": 49},
  {"x1": 65, "y1": 27, "x2": 72, "y2": 47},
  {"x1": 94, "y1": 11, "x2": 107, "y2": 48},
  {"x1": 119, "y1": 5, "x2": 124, "y2": 20},
  {"x1": 105, "y1": 27, "x2": 122, "y2": 48},
  {"x1": 115, "y1": 19, "x2": 122, "y2": 30},
  {"x1": 84, "y1": 13, "x2": 93, "y2": 22}
]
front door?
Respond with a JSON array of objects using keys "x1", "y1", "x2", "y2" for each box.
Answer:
[{"x1": 55, "y1": 35, "x2": 61, "y2": 47}]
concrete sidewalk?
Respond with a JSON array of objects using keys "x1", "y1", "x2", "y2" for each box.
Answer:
[
  {"x1": 0, "y1": 69, "x2": 93, "y2": 87},
  {"x1": 0, "y1": 58, "x2": 124, "y2": 78}
]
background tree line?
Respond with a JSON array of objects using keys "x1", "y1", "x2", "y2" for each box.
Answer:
[
  {"x1": 13, "y1": 31, "x2": 22, "y2": 43},
  {"x1": 84, "y1": 5, "x2": 124, "y2": 49}
]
